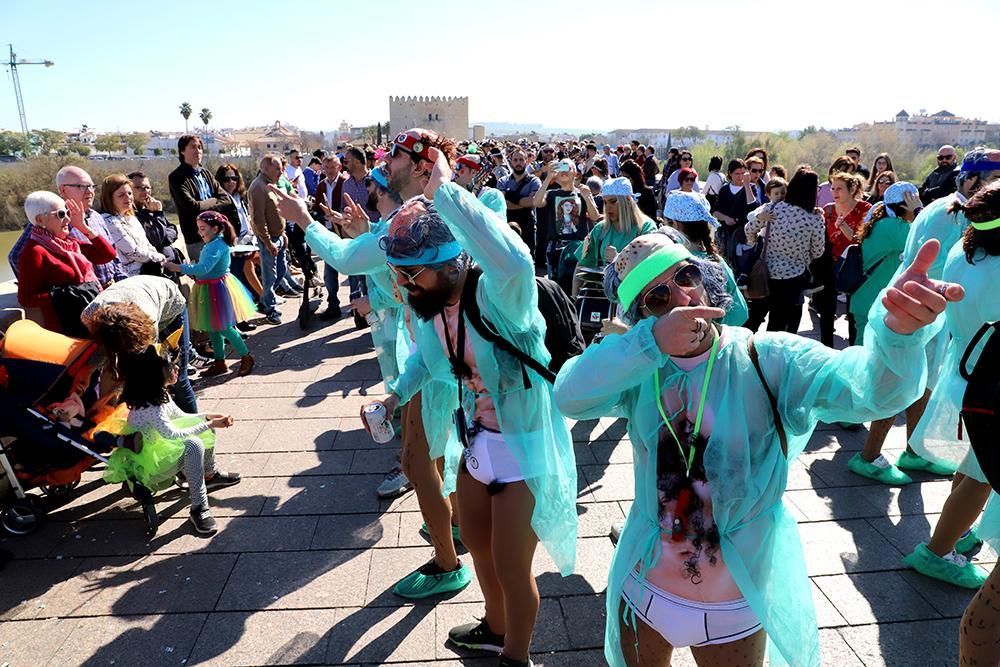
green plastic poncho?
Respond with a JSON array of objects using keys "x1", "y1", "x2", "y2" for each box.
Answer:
[
  {"x1": 891, "y1": 193, "x2": 970, "y2": 387},
  {"x1": 907, "y1": 243, "x2": 1000, "y2": 482},
  {"x1": 576, "y1": 218, "x2": 658, "y2": 268},
  {"x1": 389, "y1": 182, "x2": 579, "y2": 575},
  {"x1": 555, "y1": 315, "x2": 932, "y2": 666},
  {"x1": 302, "y1": 217, "x2": 458, "y2": 465},
  {"x1": 849, "y1": 216, "x2": 909, "y2": 340}
]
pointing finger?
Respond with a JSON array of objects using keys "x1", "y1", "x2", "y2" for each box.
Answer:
[
  {"x1": 675, "y1": 306, "x2": 727, "y2": 321},
  {"x1": 906, "y1": 239, "x2": 941, "y2": 278}
]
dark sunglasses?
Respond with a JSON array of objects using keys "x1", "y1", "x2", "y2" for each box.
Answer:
[
  {"x1": 681, "y1": 177, "x2": 697, "y2": 183},
  {"x1": 390, "y1": 144, "x2": 426, "y2": 162},
  {"x1": 641, "y1": 264, "x2": 703, "y2": 314},
  {"x1": 877, "y1": 179, "x2": 891, "y2": 186},
  {"x1": 750, "y1": 168, "x2": 764, "y2": 174},
  {"x1": 222, "y1": 176, "x2": 239, "y2": 183},
  {"x1": 937, "y1": 154, "x2": 954, "y2": 161},
  {"x1": 680, "y1": 156, "x2": 692, "y2": 161}
]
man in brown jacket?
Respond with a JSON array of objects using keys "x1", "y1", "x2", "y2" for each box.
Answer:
[{"x1": 248, "y1": 154, "x2": 290, "y2": 325}]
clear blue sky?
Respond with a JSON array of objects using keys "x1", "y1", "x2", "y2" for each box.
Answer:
[{"x1": 3, "y1": 0, "x2": 998, "y2": 135}]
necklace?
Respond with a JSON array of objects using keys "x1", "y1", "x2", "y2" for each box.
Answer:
[{"x1": 653, "y1": 332, "x2": 719, "y2": 479}]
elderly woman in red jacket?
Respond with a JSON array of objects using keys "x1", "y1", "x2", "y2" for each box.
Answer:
[{"x1": 17, "y1": 191, "x2": 117, "y2": 334}]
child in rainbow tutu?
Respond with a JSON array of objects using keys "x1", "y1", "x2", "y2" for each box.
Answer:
[{"x1": 163, "y1": 211, "x2": 256, "y2": 377}]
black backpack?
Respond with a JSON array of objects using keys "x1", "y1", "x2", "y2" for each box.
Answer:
[
  {"x1": 960, "y1": 321, "x2": 1000, "y2": 492},
  {"x1": 461, "y1": 266, "x2": 585, "y2": 386}
]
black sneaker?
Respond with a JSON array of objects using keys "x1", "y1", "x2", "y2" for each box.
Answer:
[
  {"x1": 319, "y1": 306, "x2": 343, "y2": 322},
  {"x1": 205, "y1": 470, "x2": 242, "y2": 491},
  {"x1": 448, "y1": 618, "x2": 504, "y2": 653},
  {"x1": 498, "y1": 655, "x2": 533, "y2": 667},
  {"x1": 265, "y1": 313, "x2": 282, "y2": 325},
  {"x1": 190, "y1": 505, "x2": 217, "y2": 535}
]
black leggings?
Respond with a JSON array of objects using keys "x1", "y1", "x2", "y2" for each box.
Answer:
[
  {"x1": 813, "y1": 247, "x2": 856, "y2": 347},
  {"x1": 744, "y1": 273, "x2": 807, "y2": 334}
]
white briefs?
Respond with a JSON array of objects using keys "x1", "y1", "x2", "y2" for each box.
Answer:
[{"x1": 463, "y1": 429, "x2": 525, "y2": 486}]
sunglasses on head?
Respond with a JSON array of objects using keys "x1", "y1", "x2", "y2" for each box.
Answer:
[{"x1": 640, "y1": 263, "x2": 703, "y2": 314}]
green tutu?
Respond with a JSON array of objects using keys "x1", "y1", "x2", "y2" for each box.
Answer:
[{"x1": 102, "y1": 415, "x2": 215, "y2": 492}]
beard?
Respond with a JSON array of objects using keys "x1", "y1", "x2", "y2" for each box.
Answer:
[
  {"x1": 513, "y1": 166, "x2": 526, "y2": 176},
  {"x1": 405, "y1": 279, "x2": 455, "y2": 321},
  {"x1": 366, "y1": 191, "x2": 379, "y2": 212}
]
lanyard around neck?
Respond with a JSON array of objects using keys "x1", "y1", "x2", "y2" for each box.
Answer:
[{"x1": 654, "y1": 332, "x2": 719, "y2": 478}]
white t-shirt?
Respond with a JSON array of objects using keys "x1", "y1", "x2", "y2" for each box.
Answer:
[{"x1": 285, "y1": 164, "x2": 308, "y2": 198}]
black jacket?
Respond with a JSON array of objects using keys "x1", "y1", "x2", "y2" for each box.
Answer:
[
  {"x1": 167, "y1": 163, "x2": 236, "y2": 244},
  {"x1": 919, "y1": 164, "x2": 959, "y2": 205}
]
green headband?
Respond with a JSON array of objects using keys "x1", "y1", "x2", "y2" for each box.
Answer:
[
  {"x1": 617, "y1": 244, "x2": 693, "y2": 311},
  {"x1": 971, "y1": 217, "x2": 1000, "y2": 231}
]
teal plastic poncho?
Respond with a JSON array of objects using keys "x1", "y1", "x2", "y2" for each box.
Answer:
[
  {"x1": 303, "y1": 217, "x2": 458, "y2": 464},
  {"x1": 577, "y1": 218, "x2": 658, "y2": 268},
  {"x1": 389, "y1": 182, "x2": 579, "y2": 575},
  {"x1": 892, "y1": 193, "x2": 970, "y2": 387},
  {"x1": 907, "y1": 243, "x2": 1000, "y2": 482},
  {"x1": 555, "y1": 315, "x2": 932, "y2": 666},
  {"x1": 850, "y1": 216, "x2": 909, "y2": 340}
]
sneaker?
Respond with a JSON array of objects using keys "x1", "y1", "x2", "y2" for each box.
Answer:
[
  {"x1": 376, "y1": 466, "x2": 412, "y2": 499},
  {"x1": 847, "y1": 453, "x2": 912, "y2": 485},
  {"x1": 236, "y1": 320, "x2": 257, "y2": 332},
  {"x1": 265, "y1": 313, "x2": 282, "y2": 325},
  {"x1": 189, "y1": 351, "x2": 213, "y2": 369},
  {"x1": 274, "y1": 295, "x2": 287, "y2": 305},
  {"x1": 956, "y1": 526, "x2": 983, "y2": 555},
  {"x1": 189, "y1": 505, "x2": 218, "y2": 535},
  {"x1": 903, "y1": 543, "x2": 987, "y2": 589},
  {"x1": 419, "y1": 521, "x2": 463, "y2": 547},
  {"x1": 205, "y1": 470, "x2": 242, "y2": 492},
  {"x1": 498, "y1": 655, "x2": 534, "y2": 667},
  {"x1": 896, "y1": 450, "x2": 957, "y2": 476},
  {"x1": 610, "y1": 521, "x2": 623, "y2": 546},
  {"x1": 448, "y1": 617, "x2": 505, "y2": 653},
  {"x1": 393, "y1": 559, "x2": 472, "y2": 599},
  {"x1": 319, "y1": 306, "x2": 343, "y2": 322}
]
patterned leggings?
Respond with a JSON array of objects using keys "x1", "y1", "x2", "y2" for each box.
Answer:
[
  {"x1": 208, "y1": 327, "x2": 249, "y2": 360},
  {"x1": 961, "y1": 561, "x2": 1000, "y2": 665},
  {"x1": 183, "y1": 438, "x2": 216, "y2": 509}
]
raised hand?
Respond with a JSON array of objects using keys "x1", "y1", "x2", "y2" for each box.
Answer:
[
  {"x1": 424, "y1": 149, "x2": 453, "y2": 200},
  {"x1": 882, "y1": 239, "x2": 964, "y2": 335},
  {"x1": 652, "y1": 305, "x2": 727, "y2": 356},
  {"x1": 267, "y1": 184, "x2": 311, "y2": 229},
  {"x1": 66, "y1": 198, "x2": 88, "y2": 234},
  {"x1": 340, "y1": 193, "x2": 371, "y2": 238}
]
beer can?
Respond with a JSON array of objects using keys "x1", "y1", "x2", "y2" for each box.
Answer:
[{"x1": 363, "y1": 403, "x2": 395, "y2": 444}]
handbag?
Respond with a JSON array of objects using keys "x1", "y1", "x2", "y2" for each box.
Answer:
[
  {"x1": 834, "y1": 245, "x2": 886, "y2": 295},
  {"x1": 49, "y1": 281, "x2": 101, "y2": 338},
  {"x1": 740, "y1": 214, "x2": 772, "y2": 300}
]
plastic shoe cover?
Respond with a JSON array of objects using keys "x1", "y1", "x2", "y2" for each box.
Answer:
[
  {"x1": 903, "y1": 543, "x2": 987, "y2": 589},
  {"x1": 955, "y1": 526, "x2": 983, "y2": 555},
  {"x1": 896, "y1": 450, "x2": 957, "y2": 476},
  {"x1": 847, "y1": 453, "x2": 912, "y2": 485},
  {"x1": 393, "y1": 559, "x2": 472, "y2": 599}
]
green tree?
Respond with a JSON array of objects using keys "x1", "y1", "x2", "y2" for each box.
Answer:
[
  {"x1": 674, "y1": 125, "x2": 705, "y2": 142},
  {"x1": 68, "y1": 142, "x2": 91, "y2": 156},
  {"x1": 94, "y1": 134, "x2": 120, "y2": 155},
  {"x1": 32, "y1": 129, "x2": 66, "y2": 155},
  {"x1": 199, "y1": 108, "x2": 212, "y2": 137},
  {"x1": 153, "y1": 147, "x2": 163, "y2": 156},
  {"x1": 125, "y1": 132, "x2": 150, "y2": 156},
  {"x1": 0, "y1": 130, "x2": 28, "y2": 156},
  {"x1": 726, "y1": 125, "x2": 747, "y2": 161},
  {"x1": 180, "y1": 102, "x2": 192, "y2": 133}
]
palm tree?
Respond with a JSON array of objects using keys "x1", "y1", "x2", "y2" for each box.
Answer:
[
  {"x1": 179, "y1": 102, "x2": 192, "y2": 133},
  {"x1": 199, "y1": 108, "x2": 212, "y2": 138}
]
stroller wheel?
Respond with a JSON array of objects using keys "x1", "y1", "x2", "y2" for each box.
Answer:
[
  {"x1": 40, "y1": 480, "x2": 80, "y2": 498},
  {"x1": 1, "y1": 497, "x2": 45, "y2": 536}
]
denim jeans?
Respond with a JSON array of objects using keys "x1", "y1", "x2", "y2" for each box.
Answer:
[
  {"x1": 172, "y1": 309, "x2": 198, "y2": 414},
  {"x1": 258, "y1": 235, "x2": 287, "y2": 318},
  {"x1": 324, "y1": 264, "x2": 342, "y2": 309}
]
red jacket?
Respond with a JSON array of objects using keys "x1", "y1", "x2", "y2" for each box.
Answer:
[{"x1": 17, "y1": 236, "x2": 116, "y2": 330}]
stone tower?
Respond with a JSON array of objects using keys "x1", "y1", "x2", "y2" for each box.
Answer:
[{"x1": 388, "y1": 96, "x2": 469, "y2": 141}]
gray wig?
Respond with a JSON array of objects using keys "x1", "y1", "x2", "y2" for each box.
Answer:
[{"x1": 602, "y1": 228, "x2": 734, "y2": 325}]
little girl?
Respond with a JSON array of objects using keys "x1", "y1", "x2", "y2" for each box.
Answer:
[
  {"x1": 104, "y1": 347, "x2": 240, "y2": 534},
  {"x1": 163, "y1": 211, "x2": 256, "y2": 377}
]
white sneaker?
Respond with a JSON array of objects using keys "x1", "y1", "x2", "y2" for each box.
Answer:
[{"x1": 377, "y1": 466, "x2": 412, "y2": 499}]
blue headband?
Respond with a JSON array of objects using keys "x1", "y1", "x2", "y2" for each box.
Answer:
[
  {"x1": 386, "y1": 241, "x2": 463, "y2": 266},
  {"x1": 961, "y1": 160, "x2": 1000, "y2": 173}
]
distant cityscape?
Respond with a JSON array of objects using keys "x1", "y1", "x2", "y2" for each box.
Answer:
[{"x1": 3, "y1": 100, "x2": 999, "y2": 160}]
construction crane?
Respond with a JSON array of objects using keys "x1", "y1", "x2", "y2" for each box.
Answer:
[{"x1": 6, "y1": 44, "x2": 54, "y2": 140}]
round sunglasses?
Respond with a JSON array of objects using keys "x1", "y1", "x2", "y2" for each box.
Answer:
[{"x1": 641, "y1": 263, "x2": 703, "y2": 314}]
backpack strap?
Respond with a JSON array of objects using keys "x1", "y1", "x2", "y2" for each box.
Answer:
[
  {"x1": 960, "y1": 322, "x2": 999, "y2": 381},
  {"x1": 749, "y1": 335, "x2": 788, "y2": 458},
  {"x1": 461, "y1": 266, "x2": 557, "y2": 386}
]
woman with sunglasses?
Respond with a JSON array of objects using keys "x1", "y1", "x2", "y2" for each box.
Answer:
[
  {"x1": 17, "y1": 190, "x2": 116, "y2": 334},
  {"x1": 215, "y1": 163, "x2": 264, "y2": 300},
  {"x1": 866, "y1": 170, "x2": 897, "y2": 204},
  {"x1": 663, "y1": 154, "x2": 701, "y2": 195},
  {"x1": 555, "y1": 230, "x2": 962, "y2": 667}
]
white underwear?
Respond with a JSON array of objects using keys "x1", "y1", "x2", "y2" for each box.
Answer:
[
  {"x1": 462, "y1": 429, "x2": 525, "y2": 486},
  {"x1": 622, "y1": 571, "x2": 761, "y2": 648}
]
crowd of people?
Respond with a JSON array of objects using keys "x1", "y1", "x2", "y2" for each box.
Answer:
[{"x1": 4, "y1": 127, "x2": 999, "y2": 667}]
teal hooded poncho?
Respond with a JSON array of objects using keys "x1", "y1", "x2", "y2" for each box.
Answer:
[{"x1": 555, "y1": 311, "x2": 933, "y2": 666}]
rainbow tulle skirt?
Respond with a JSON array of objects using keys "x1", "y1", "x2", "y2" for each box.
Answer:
[{"x1": 189, "y1": 273, "x2": 258, "y2": 332}]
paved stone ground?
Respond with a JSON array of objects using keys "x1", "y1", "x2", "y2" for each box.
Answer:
[{"x1": 0, "y1": 281, "x2": 995, "y2": 667}]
